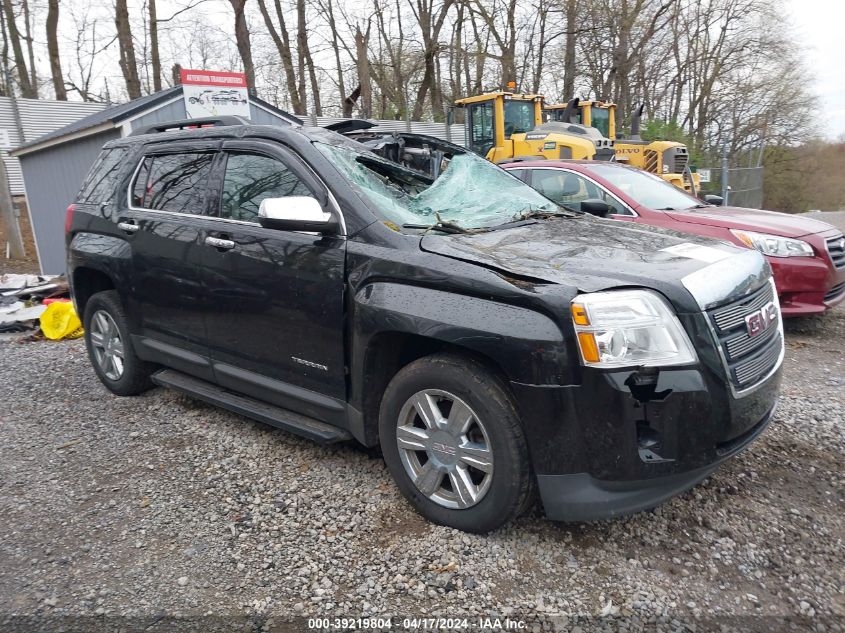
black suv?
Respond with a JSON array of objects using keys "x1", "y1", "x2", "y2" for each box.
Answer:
[{"x1": 67, "y1": 117, "x2": 783, "y2": 533}]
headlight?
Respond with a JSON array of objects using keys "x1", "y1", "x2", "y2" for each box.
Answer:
[
  {"x1": 570, "y1": 290, "x2": 696, "y2": 368},
  {"x1": 730, "y1": 229, "x2": 814, "y2": 258}
]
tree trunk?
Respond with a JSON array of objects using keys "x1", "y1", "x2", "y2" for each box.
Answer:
[
  {"x1": 46, "y1": 0, "x2": 66, "y2": 100},
  {"x1": 355, "y1": 23, "x2": 372, "y2": 117},
  {"x1": 115, "y1": 0, "x2": 142, "y2": 99},
  {"x1": 324, "y1": 0, "x2": 346, "y2": 105},
  {"x1": 296, "y1": 0, "x2": 306, "y2": 110},
  {"x1": 343, "y1": 84, "x2": 360, "y2": 118},
  {"x1": 2, "y1": 0, "x2": 36, "y2": 97},
  {"x1": 21, "y1": 0, "x2": 36, "y2": 93},
  {"x1": 149, "y1": 0, "x2": 162, "y2": 92},
  {"x1": 297, "y1": 0, "x2": 321, "y2": 115},
  {"x1": 563, "y1": 0, "x2": 576, "y2": 98},
  {"x1": 257, "y1": 0, "x2": 302, "y2": 112},
  {"x1": 228, "y1": 0, "x2": 256, "y2": 95}
]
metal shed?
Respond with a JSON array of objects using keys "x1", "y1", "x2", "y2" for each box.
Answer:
[
  {"x1": 11, "y1": 86, "x2": 300, "y2": 274},
  {"x1": 1, "y1": 96, "x2": 106, "y2": 195}
]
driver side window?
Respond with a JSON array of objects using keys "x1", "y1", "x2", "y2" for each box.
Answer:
[
  {"x1": 531, "y1": 169, "x2": 630, "y2": 215},
  {"x1": 220, "y1": 153, "x2": 312, "y2": 222}
]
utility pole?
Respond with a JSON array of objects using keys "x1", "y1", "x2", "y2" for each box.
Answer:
[{"x1": 720, "y1": 145, "x2": 729, "y2": 206}]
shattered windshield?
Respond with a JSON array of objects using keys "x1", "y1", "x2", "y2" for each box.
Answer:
[{"x1": 316, "y1": 142, "x2": 560, "y2": 230}]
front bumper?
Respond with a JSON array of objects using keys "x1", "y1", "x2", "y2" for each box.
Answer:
[
  {"x1": 768, "y1": 244, "x2": 845, "y2": 317},
  {"x1": 536, "y1": 403, "x2": 774, "y2": 522},
  {"x1": 510, "y1": 359, "x2": 781, "y2": 522}
]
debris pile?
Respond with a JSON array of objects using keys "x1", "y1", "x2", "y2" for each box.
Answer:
[{"x1": 0, "y1": 273, "x2": 78, "y2": 339}]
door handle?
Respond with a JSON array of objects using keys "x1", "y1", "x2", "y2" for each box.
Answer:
[
  {"x1": 117, "y1": 221, "x2": 139, "y2": 234},
  {"x1": 205, "y1": 236, "x2": 236, "y2": 251}
]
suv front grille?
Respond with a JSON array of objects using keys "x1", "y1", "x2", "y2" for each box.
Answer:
[
  {"x1": 826, "y1": 235, "x2": 845, "y2": 270},
  {"x1": 706, "y1": 281, "x2": 784, "y2": 393}
]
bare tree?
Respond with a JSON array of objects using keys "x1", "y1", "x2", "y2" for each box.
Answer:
[
  {"x1": 258, "y1": 0, "x2": 303, "y2": 112},
  {"x1": 21, "y1": 0, "x2": 36, "y2": 92},
  {"x1": 297, "y1": 0, "x2": 321, "y2": 115},
  {"x1": 469, "y1": 0, "x2": 518, "y2": 86},
  {"x1": 354, "y1": 21, "x2": 372, "y2": 117},
  {"x1": 411, "y1": 0, "x2": 455, "y2": 119},
  {"x1": 1, "y1": 0, "x2": 36, "y2": 97},
  {"x1": 46, "y1": 0, "x2": 66, "y2": 99},
  {"x1": 148, "y1": 0, "x2": 162, "y2": 91},
  {"x1": 562, "y1": 0, "x2": 577, "y2": 99},
  {"x1": 115, "y1": 0, "x2": 142, "y2": 98},
  {"x1": 228, "y1": 0, "x2": 256, "y2": 94}
]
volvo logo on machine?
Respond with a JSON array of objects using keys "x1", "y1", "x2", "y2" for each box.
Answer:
[{"x1": 745, "y1": 301, "x2": 778, "y2": 338}]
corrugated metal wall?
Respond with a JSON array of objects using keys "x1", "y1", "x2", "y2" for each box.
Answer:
[
  {"x1": 0, "y1": 97, "x2": 105, "y2": 195},
  {"x1": 19, "y1": 129, "x2": 120, "y2": 274},
  {"x1": 312, "y1": 116, "x2": 467, "y2": 147}
]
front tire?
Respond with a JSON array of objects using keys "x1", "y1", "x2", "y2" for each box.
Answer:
[
  {"x1": 379, "y1": 353, "x2": 534, "y2": 533},
  {"x1": 83, "y1": 290, "x2": 154, "y2": 396}
]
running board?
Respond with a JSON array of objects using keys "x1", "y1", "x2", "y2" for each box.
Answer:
[{"x1": 151, "y1": 369, "x2": 352, "y2": 444}]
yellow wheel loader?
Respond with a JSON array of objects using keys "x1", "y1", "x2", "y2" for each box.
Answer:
[
  {"x1": 545, "y1": 99, "x2": 699, "y2": 194},
  {"x1": 452, "y1": 91, "x2": 615, "y2": 163}
]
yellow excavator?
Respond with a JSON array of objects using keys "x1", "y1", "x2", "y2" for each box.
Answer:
[
  {"x1": 452, "y1": 90, "x2": 616, "y2": 163},
  {"x1": 545, "y1": 98, "x2": 699, "y2": 194}
]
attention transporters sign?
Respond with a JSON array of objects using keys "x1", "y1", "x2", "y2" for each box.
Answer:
[{"x1": 181, "y1": 69, "x2": 250, "y2": 119}]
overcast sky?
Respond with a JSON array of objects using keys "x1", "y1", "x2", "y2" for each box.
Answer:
[{"x1": 788, "y1": 0, "x2": 845, "y2": 139}]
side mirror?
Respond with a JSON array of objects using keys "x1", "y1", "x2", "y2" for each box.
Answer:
[
  {"x1": 258, "y1": 197, "x2": 339, "y2": 234},
  {"x1": 580, "y1": 198, "x2": 611, "y2": 218},
  {"x1": 703, "y1": 194, "x2": 724, "y2": 206}
]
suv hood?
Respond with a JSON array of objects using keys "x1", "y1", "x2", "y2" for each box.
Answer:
[
  {"x1": 420, "y1": 216, "x2": 769, "y2": 313},
  {"x1": 664, "y1": 206, "x2": 834, "y2": 239}
]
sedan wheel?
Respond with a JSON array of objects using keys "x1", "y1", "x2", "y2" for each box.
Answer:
[{"x1": 395, "y1": 389, "x2": 494, "y2": 509}]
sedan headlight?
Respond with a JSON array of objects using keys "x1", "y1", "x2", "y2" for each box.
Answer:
[
  {"x1": 730, "y1": 229, "x2": 814, "y2": 258},
  {"x1": 570, "y1": 290, "x2": 696, "y2": 368}
]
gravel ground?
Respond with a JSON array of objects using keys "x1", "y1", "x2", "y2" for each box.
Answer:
[{"x1": 0, "y1": 308, "x2": 843, "y2": 633}]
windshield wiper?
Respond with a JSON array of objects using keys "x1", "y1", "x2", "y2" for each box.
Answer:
[
  {"x1": 487, "y1": 207, "x2": 577, "y2": 231},
  {"x1": 402, "y1": 212, "x2": 471, "y2": 234},
  {"x1": 656, "y1": 207, "x2": 676, "y2": 211},
  {"x1": 516, "y1": 207, "x2": 579, "y2": 220}
]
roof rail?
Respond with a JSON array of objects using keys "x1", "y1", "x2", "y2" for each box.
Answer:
[{"x1": 129, "y1": 116, "x2": 249, "y2": 136}]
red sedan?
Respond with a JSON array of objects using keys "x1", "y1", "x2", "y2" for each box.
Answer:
[{"x1": 503, "y1": 160, "x2": 845, "y2": 317}]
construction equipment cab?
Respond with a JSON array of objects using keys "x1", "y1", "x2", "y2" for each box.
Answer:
[
  {"x1": 453, "y1": 91, "x2": 614, "y2": 163},
  {"x1": 547, "y1": 99, "x2": 699, "y2": 194}
]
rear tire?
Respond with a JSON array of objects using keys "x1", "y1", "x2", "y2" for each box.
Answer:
[
  {"x1": 83, "y1": 290, "x2": 154, "y2": 396},
  {"x1": 379, "y1": 353, "x2": 534, "y2": 533}
]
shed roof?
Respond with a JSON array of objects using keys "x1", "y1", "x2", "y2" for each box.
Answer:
[{"x1": 12, "y1": 86, "x2": 301, "y2": 157}]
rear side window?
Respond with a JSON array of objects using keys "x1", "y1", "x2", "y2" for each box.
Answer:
[
  {"x1": 77, "y1": 147, "x2": 129, "y2": 205},
  {"x1": 131, "y1": 152, "x2": 214, "y2": 214}
]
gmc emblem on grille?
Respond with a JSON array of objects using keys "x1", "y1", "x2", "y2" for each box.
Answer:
[{"x1": 745, "y1": 301, "x2": 778, "y2": 337}]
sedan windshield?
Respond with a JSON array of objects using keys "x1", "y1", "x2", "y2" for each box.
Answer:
[
  {"x1": 316, "y1": 142, "x2": 560, "y2": 230},
  {"x1": 585, "y1": 164, "x2": 701, "y2": 210}
]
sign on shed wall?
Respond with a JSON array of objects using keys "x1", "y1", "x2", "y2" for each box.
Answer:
[{"x1": 181, "y1": 69, "x2": 249, "y2": 119}]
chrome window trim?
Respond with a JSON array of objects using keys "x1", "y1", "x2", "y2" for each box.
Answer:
[
  {"x1": 124, "y1": 149, "x2": 348, "y2": 237},
  {"x1": 522, "y1": 166, "x2": 639, "y2": 217},
  {"x1": 703, "y1": 277, "x2": 785, "y2": 398}
]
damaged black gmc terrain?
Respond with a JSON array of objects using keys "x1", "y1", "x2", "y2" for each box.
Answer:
[{"x1": 67, "y1": 118, "x2": 783, "y2": 533}]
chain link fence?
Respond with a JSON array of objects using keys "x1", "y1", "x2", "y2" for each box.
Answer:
[{"x1": 696, "y1": 165, "x2": 764, "y2": 209}]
